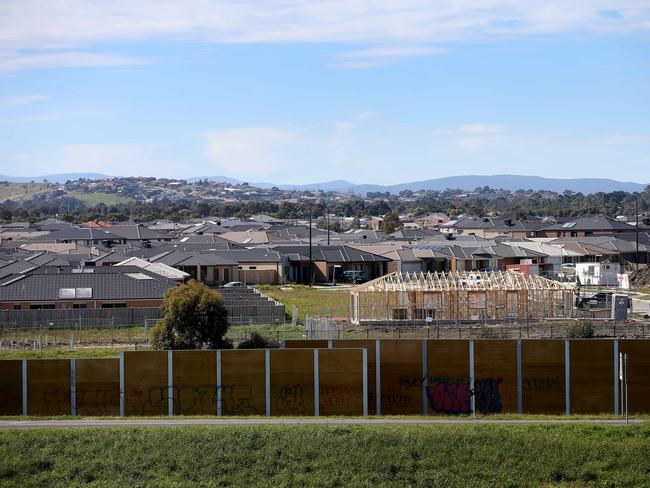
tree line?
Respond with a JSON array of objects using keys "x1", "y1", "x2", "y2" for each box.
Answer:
[{"x1": 1, "y1": 186, "x2": 649, "y2": 223}]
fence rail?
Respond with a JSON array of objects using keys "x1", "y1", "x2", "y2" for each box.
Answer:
[{"x1": 0, "y1": 306, "x2": 286, "y2": 328}]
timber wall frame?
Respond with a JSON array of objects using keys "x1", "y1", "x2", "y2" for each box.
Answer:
[
  {"x1": 350, "y1": 271, "x2": 576, "y2": 324},
  {"x1": 2, "y1": 339, "x2": 649, "y2": 417}
]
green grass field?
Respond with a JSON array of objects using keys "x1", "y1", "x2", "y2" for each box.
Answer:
[
  {"x1": 0, "y1": 424, "x2": 648, "y2": 486},
  {"x1": 68, "y1": 192, "x2": 133, "y2": 205},
  {"x1": 257, "y1": 285, "x2": 350, "y2": 321}
]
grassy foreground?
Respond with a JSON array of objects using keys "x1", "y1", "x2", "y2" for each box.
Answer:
[{"x1": 1, "y1": 424, "x2": 649, "y2": 487}]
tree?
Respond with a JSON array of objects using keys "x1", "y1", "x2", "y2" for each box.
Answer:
[
  {"x1": 381, "y1": 210, "x2": 400, "y2": 234},
  {"x1": 237, "y1": 332, "x2": 279, "y2": 349},
  {"x1": 151, "y1": 280, "x2": 231, "y2": 350}
]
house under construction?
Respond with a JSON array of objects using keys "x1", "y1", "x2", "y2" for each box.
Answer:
[{"x1": 350, "y1": 271, "x2": 576, "y2": 325}]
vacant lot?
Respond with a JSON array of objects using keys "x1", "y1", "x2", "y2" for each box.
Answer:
[
  {"x1": 0, "y1": 424, "x2": 648, "y2": 486},
  {"x1": 0, "y1": 182, "x2": 52, "y2": 202},
  {"x1": 258, "y1": 285, "x2": 350, "y2": 321},
  {"x1": 67, "y1": 192, "x2": 133, "y2": 206}
]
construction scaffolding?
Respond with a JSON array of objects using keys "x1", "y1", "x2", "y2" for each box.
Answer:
[{"x1": 350, "y1": 271, "x2": 576, "y2": 325}]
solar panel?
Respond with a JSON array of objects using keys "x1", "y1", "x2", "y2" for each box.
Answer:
[
  {"x1": 76, "y1": 287, "x2": 93, "y2": 298},
  {"x1": 126, "y1": 273, "x2": 153, "y2": 280},
  {"x1": 58, "y1": 288, "x2": 76, "y2": 299}
]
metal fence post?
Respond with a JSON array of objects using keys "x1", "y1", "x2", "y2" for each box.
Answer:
[
  {"x1": 167, "y1": 350, "x2": 173, "y2": 417},
  {"x1": 469, "y1": 339, "x2": 475, "y2": 416},
  {"x1": 565, "y1": 339, "x2": 571, "y2": 416},
  {"x1": 516, "y1": 340, "x2": 522, "y2": 414},
  {"x1": 375, "y1": 339, "x2": 381, "y2": 416},
  {"x1": 313, "y1": 349, "x2": 319, "y2": 416},
  {"x1": 70, "y1": 358, "x2": 77, "y2": 417},
  {"x1": 217, "y1": 350, "x2": 222, "y2": 416},
  {"x1": 614, "y1": 339, "x2": 619, "y2": 416},
  {"x1": 119, "y1": 351, "x2": 125, "y2": 417},
  {"x1": 422, "y1": 339, "x2": 428, "y2": 415},
  {"x1": 265, "y1": 349, "x2": 271, "y2": 416},
  {"x1": 362, "y1": 348, "x2": 368, "y2": 417},
  {"x1": 22, "y1": 359, "x2": 27, "y2": 417}
]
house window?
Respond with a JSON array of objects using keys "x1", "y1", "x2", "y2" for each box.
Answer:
[
  {"x1": 101, "y1": 303, "x2": 127, "y2": 309},
  {"x1": 248, "y1": 266, "x2": 257, "y2": 270},
  {"x1": 30, "y1": 304, "x2": 55, "y2": 310},
  {"x1": 13, "y1": 304, "x2": 21, "y2": 310},
  {"x1": 73, "y1": 303, "x2": 87, "y2": 309}
]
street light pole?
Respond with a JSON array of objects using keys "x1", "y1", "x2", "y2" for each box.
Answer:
[
  {"x1": 326, "y1": 200, "x2": 330, "y2": 246},
  {"x1": 634, "y1": 195, "x2": 639, "y2": 271},
  {"x1": 309, "y1": 200, "x2": 313, "y2": 287}
]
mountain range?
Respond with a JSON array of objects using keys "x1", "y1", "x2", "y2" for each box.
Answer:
[
  {"x1": 2, "y1": 173, "x2": 647, "y2": 195},
  {"x1": 111, "y1": 174, "x2": 650, "y2": 194}
]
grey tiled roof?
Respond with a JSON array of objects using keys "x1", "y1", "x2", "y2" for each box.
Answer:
[{"x1": 0, "y1": 266, "x2": 175, "y2": 302}]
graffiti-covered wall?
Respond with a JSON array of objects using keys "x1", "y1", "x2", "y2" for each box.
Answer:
[
  {"x1": 286, "y1": 339, "x2": 650, "y2": 416},
  {"x1": 2, "y1": 339, "x2": 650, "y2": 417}
]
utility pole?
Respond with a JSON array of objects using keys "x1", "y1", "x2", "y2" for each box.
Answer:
[
  {"x1": 309, "y1": 200, "x2": 313, "y2": 287},
  {"x1": 326, "y1": 201, "x2": 331, "y2": 246},
  {"x1": 634, "y1": 194, "x2": 639, "y2": 271}
]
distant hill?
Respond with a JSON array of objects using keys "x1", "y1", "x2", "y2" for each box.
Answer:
[
  {"x1": 186, "y1": 175, "x2": 242, "y2": 185},
  {"x1": 270, "y1": 175, "x2": 648, "y2": 194},
  {"x1": 1, "y1": 173, "x2": 646, "y2": 195},
  {"x1": 0, "y1": 173, "x2": 110, "y2": 183}
]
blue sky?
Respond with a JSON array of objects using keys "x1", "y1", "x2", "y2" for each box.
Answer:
[{"x1": 1, "y1": 1, "x2": 649, "y2": 185}]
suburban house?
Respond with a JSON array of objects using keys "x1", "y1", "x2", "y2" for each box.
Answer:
[
  {"x1": 271, "y1": 245, "x2": 390, "y2": 283},
  {"x1": 0, "y1": 265, "x2": 175, "y2": 310},
  {"x1": 535, "y1": 215, "x2": 636, "y2": 238}
]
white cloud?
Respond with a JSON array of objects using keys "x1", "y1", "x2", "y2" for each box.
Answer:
[
  {"x1": 0, "y1": 51, "x2": 148, "y2": 73},
  {"x1": 0, "y1": 1, "x2": 648, "y2": 71},
  {"x1": 0, "y1": 94, "x2": 48, "y2": 107},
  {"x1": 204, "y1": 128, "x2": 297, "y2": 175},
  {"x1": 459, "y1": 123, "x2": 505, "y2": 134},
  {"x1": 0, "y1": 113, "x2": 61, "y2": 125},
  {"x1": 334, "y1": 45, "x2": 447, "y2": 67}
]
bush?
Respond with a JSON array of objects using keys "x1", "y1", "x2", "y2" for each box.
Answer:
[
  {"x1": 567, "y1": 321, "x2": 595, "y2": 339},
  {"x1": 151, "y1": 280, "x2": 230, "y2": 349},
  {"x1": 237, "y1": 332, "x2": 279, "y2": 349}
]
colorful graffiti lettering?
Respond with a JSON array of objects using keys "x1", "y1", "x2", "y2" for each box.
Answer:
[
  {"x1": 427, "y1": 382, "x2": 471, "y2": 414},
  {"x1": 474, "y1": 378, "x2": 503, "y2": 413}
]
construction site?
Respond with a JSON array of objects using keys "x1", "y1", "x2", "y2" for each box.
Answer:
[{"x1": 350, "y1": 271, "x2": 576, "y2": 325}]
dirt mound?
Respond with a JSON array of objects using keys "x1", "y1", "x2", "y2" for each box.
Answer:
[{"x1": 630, "y1": 266, "x2": 650, "y2": 287}]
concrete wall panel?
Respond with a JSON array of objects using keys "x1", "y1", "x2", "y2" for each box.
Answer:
[
  {"x1": 570, "y1": 340, "x2": 614, "y2": 414},
  {"x1": 172, "y1": 351, "x2": 217, "y2": 416},
  {"x1": 521, "y1": 340, "x2": 565, "y2": 414},
  {"x1": 426, "y1": 340, "x2": 470, "y2": 415},
  {"x1": 318, "y1": 349, "x2": 363, "y2": 416},
  {"x1": 378, "y1": 339, "x2": 422, "y2": 415},
  {"x1": 0, "y1": 360, "x2": 22, "y2": 416},
  {"x1": 332, "y1": 340, "x2": 377, "y2": 414},
  {"x1": 123, "y1": 351, "x2": 167, "y2": 416},
  {"x1": 474, "y1": 340, "x2": 518, "y2": 414},
  {"x1": 284, "y1": 340, "x2": 328, "y2": 349},
  {"x1": 270, "y1": 349, "x2": 314, "y2": 416},
  {"x1": 76, "y1": 358, "x2": 120, "y2": 416},
  {"x1": 27, "y1": 359, "x2": 70, "y2": 416},
  {"x1": 618, "y1": 340, "x2": 650, "y2": 413},
  {"x1": 221, "y1": 350, "x2": 266, "y2": 416}
]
